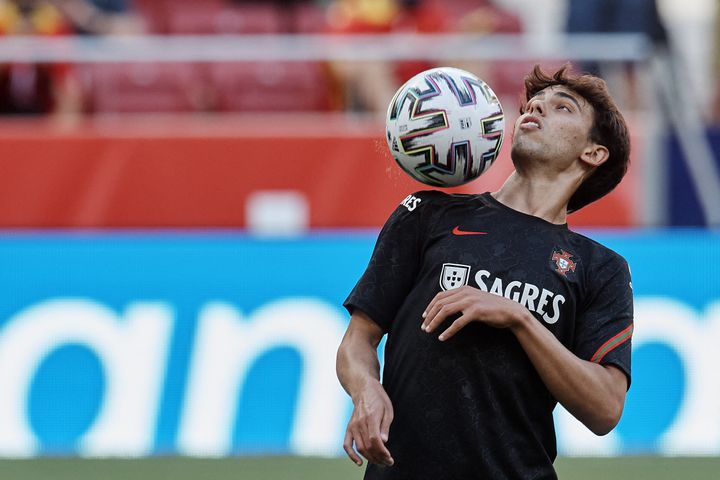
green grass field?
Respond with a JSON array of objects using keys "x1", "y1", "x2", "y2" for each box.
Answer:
[{"x1": 0, "y1": 456, "x2": 718, "y2": 480}]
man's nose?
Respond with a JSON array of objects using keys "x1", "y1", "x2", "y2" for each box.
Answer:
[{"x1": 529, "y1": 101, "x2": 545, "y2": 116}]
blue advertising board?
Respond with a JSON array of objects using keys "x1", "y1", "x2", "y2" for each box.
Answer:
[{"x1": 0, "y1": 230, "x2": 717, "y2": 457}]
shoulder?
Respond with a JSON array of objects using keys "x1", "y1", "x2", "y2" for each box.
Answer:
[
  {"x1": 567, "y1": 231, "x2": 631, "y2": 280},
  {"x1": 393, "y1": 190, "x2": 487, "y2": 224},
  {"x1": 393, "y1": 189, "x2": 448, "y2": 216},
  {"x1": 401, "y1": 189, "x2": 447, "y2": 204},
  {"x1": 398, "y1": 189, "x2": 483, "y2": 211}
]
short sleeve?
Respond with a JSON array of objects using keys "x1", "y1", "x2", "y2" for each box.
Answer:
[
  {"x1": 343, "y1": 192, "x2": 432, "y2": 332},
  {"x1": 574, "y1": 255, "x2": 634, "y2": 388}
]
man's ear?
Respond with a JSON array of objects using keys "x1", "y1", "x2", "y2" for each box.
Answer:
[{"x1": 580, "y1": 144, "x2": 609, "y2": 168}]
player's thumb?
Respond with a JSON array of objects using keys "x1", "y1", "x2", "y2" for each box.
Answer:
[{"x1": 380, "y1": 410, "x2": 393, "y2": 442}]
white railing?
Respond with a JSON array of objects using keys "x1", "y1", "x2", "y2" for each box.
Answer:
[{"x1": 0, "y1": 33, "x2": 650, "y2": 63}]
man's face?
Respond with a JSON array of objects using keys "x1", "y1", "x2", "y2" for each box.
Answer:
[{"x1": 511, "y1": 85, "x2": 596, "y2": 171}]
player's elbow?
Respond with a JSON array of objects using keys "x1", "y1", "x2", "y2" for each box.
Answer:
[
  {"x1": 586, "y1": 400, "x2": 624, "y2": 436},
  {"x1": 588, "y1": 418, "x2": 618, "y2": 436},
  {"x1": 583, "y1": 365, "x2": 628, "y2": 436}
]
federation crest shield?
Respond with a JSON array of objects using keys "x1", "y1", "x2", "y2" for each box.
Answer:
[
  {"x1": 550, "y1": 248, "x2": 577, "y2": 277},
  {"x1": 439, "y1": 263, "x2": 471, "y2": 291}
]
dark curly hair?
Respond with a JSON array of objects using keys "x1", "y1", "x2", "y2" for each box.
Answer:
[{"x1": 521, "y1": 65, "x2": 631, "y2": 213}]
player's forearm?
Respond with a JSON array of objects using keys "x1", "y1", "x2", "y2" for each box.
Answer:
[
  {"x1": 336, "y1": 328, "x2": 383, "y2": 401},
  {"x1": 511, "y1": 313, "x2": 625, "y2": 435}
]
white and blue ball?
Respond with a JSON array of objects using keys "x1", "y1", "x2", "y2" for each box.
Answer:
[{"x1": 385, "y1": 67, "x2": 505, "y2": 187}]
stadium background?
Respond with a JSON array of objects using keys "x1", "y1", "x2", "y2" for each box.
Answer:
[{"x1": 0, "y1": 0, "x2": 719, "y2": 479}]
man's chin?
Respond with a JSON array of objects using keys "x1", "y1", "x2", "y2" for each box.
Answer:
[
  {"x1": 510, "y1": 143, "x2": 554, "y2": 173},
  {"x1": 510, "y1": 143, "x2": 533, "y2": 167}
]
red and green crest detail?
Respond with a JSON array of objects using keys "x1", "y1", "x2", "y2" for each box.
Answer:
[{"x1": 552, "y1": 249, "x2": 576, "y2": 276}]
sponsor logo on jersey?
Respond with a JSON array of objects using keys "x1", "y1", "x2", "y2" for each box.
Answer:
[
  {"x1": 438, "y1": 262, "x2": 566, "y2": 324},
  {"x1": 474, "y1": 269, "x2": 565, "y2": 324},
  {"x1": 400, "y1": 194, "x2": 422, "y2": 212},
  {"x1": 550, "y1": 248, "x2": 577, "y2": 277},
  {"x1": 452, "y1": 226, "x2": 488, "y2": 236},
  {"x1": 439, "y1": 263, "x2": 471, "y2": 291}
]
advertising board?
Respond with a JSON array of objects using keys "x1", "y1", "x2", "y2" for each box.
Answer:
[{"x1": 0, "y1": 231, "x2": 717, "y2": 456}]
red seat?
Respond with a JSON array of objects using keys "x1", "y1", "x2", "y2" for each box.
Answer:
[
  {"x1": 133, "y1": 0, "x2": 173, "y2": 33},
  {"x1": 434, "y1": 0, "x2": 523, "y2": 33},
  {"x1": 292, "y1": 3, "x2": 329, "y2": 33},
  {"x1": 208, "y1": 62, "x2": 332, "y2": 112},
  {"x1": 166, "y1": 2, "x2": 283, "y2": 34},
  {"x1": 84, "y1": 63, "x2": 206, "y2": 113}
]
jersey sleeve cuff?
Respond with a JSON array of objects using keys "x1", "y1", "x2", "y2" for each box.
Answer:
[
  {"x1": 599, "y1": 358, "x2": 632, "y2": 391},
  {"x1": 343, "y1": 300, "x2": 391, "y2": 332}
]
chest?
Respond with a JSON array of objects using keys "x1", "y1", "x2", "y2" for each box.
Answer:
[{"x1": 417, "y1": 210, "x2": 584, "y2": 332}]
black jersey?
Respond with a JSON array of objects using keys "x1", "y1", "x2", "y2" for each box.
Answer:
[{"x1": 344, "y1": 191, "x2": 633, "y2": 480}]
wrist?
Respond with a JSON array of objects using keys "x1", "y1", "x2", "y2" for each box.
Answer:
[
  {"x1": 351, "y1": 377, "x2": 382, "y2": 404},
  {"x1": 510, "y1": 308, "x2": 535, "y2": 334}
]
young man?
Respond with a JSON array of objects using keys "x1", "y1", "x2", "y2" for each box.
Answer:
[{"x1": 337, "y1": 65, "x2": 633, "y2": 479}]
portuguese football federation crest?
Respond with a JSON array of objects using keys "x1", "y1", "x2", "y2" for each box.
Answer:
[
  {"x1": 440, "y1": 263, "x2": 471, "y2": 291},
  {"x1": 550, "y1": 249, "x2": 577, "y2": 277}
]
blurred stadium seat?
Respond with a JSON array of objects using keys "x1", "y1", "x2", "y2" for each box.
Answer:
[
  {"x1": 135, "y1": 0, "x2": 287, "y2": 35},
  {"x1": 133, "y1": 0, "x2": 171, "y2": 33},
  {"x1": 165, "y1": 1, "x2": 283, "y2": 35},
  {"x1": 208, "y1": 61, "x2": 332, "y2": 112},
  {"x1": 83, "y1": 63, "x2": 206, "y2": 113},
  {"x1": 435, "y1": 0, "x2": 523, "y2": 32},
  {"x1": 291, "y1": 2, "x2": 329, "y2": 33}
]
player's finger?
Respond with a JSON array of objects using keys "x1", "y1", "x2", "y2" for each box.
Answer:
[
  {"x1": 343, "y1": 429, "x2": 363, "y2": 466},
  {"x1": 422, "y1": 292, "x2": 448, "y2": 318},
  {"x1": 378, "y1": 407, "x2": 395, "y2": 465},
  {"x1": 438, "y1": 314, "x2": 471, "y2": 341},
  {"x1": 422, "y1": 301, "x2": 453, "y2": 332},
  {"x1": 422, "y1": 289, "x2": 456, "y2": 320},
  {"x1": 368, "y1": 433, "x2": 393, "y2": 465},
  {"x1": 380, "y1": 403, "x2": 394, "y2": 442},
  {"x1": 422, "y1": 293, "x2": 453, "y2": 329},
  {"x1": 353, "y1": 427, "x2": 372, "y2": 463},
  {"x1": 367, "y1": 418, "x2": 394, "y2": 466},
  {"x1": 359, "y1": 413, "x2": 387, "y2": 465},
  {"x1": 423, "y1": 300, "x2": 464, "y2": 333},
  {"x1": 423, "y1": 287, "x2": 466, "y2": 322}
]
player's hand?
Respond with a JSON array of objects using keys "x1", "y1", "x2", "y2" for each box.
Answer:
[
  {"x1": 421, "y1": 286, "x2": 529, "y2": 341},
  {"x1": 343, "y1": 380, "x2": 395, "y2": 467}
]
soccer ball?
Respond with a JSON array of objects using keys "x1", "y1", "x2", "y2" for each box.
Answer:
[{"x1": 385, "y1": 67, "x2": 505, "y2": 187}]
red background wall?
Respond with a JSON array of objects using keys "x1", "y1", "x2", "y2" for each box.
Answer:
[{"x1": 0, "y1": 115, "x2": 640, "y2": 228}]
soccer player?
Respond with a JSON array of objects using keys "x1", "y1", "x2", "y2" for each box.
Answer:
[{"x1": 337, "y1": 65, "x2": 633, "y2": 479}]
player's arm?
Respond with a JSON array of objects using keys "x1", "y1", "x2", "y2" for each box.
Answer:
[
  {"x1": 422, "y1": 286, "x2": 628, "y2": 435},
  {"x1": 336, "y1": 310, "x2": 395, "y2": 466},
  {"x1": 510, "y1": 312, "x2": 627, "y2": 435}
]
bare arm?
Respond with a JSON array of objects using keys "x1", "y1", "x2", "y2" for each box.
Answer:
[
  {"x1": 422, "y1": 286, "x2": 627, "y2": 435},
  {"x1": 336, "y1": 310, "x2": 394, "y2": 466},
  {"x1": 510, "y1": 312, "x2": 627, "y2": 434}
]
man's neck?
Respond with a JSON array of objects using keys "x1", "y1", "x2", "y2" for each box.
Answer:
[{"x1": 492, "y1": 171, "x2": 582, "y2": 225}]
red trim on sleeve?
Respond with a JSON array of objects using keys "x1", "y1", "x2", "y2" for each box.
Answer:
[{"x1": 590, "y1": 324, "x2": 634, "y2": 363}]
